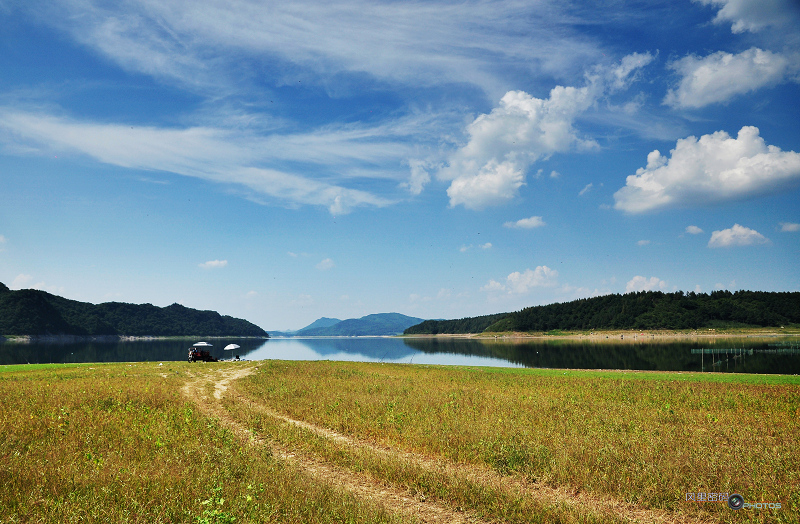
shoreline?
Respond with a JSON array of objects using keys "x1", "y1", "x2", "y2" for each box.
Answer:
[
  {"x1": 0, "y1": 334, "x2": 269, "y2": 344},
  {"x1": 401, "y1": 327, "x2": 800, "y2": 341},
  {"x1": 2, "y1": 328, "x2": 798, "y2": 344}
]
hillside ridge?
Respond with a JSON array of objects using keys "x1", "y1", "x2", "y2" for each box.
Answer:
[
  {"x1": 285, "y1": 313, "x2": 425, "y2": 337},
  {"x1": 404, "y1": 290, "x2": 800, "y2": 334},
  {"x1": 0, "y1": 284, "x2": 268, "y2": 337}
]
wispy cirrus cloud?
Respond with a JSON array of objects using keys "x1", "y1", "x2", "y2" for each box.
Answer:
[
  {"x1": 0, "y1": 108, "x2": 409, "y2": 214},
  {"x1": 6, "y1": 3, "x2": 664, "y2": 214},
  {"x1": 27, "y1": 0, "x2": 607, "y2": 96}
]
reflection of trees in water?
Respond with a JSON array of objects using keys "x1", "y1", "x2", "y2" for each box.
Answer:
[
  {"x1": 401, "y1": 337, "x2": 800, "y2": 374},
  {"x1": 288, "y1": 338, "x2": 415, "y2": 360},
  {"x1": 0, "y1": 339, "x2": 269, "y2": 365},
  {"x1": 2, "y1": 337, "x2": 797, "y2": 373}
]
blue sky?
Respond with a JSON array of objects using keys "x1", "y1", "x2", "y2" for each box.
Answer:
[{"x1": 1, "y1": 0, "x2": 799, "y2": 331}]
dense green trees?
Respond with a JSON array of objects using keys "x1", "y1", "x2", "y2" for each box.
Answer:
[
  {"x1": 404, "y1": 313, "x2": 510, "y2": 335},
  {"x1": 0, "y1": 284, "x2": 268, "y2": 337},
  {"x1": 404, "y1": 291, "x2": 800, "y2": 334}
]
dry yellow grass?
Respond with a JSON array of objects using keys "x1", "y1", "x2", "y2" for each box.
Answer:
[
  {"x1": 0, "y1": 363, "x2": 403, "y2": 524},
  {"x1": 231, "y1": 361, "x2": 799, "y2": 524},
  {"x1": 2, "y1": 361, "x2": 797, "y2": 524}
]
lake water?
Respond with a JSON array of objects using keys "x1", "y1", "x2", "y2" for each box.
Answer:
[{"x1": 2, "y1": 336, "x2": 799, "y2": 374}]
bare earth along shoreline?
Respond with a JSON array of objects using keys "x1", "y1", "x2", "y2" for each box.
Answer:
[
  {"x1": 403, "y1": 326, "x2": 800, "y2": 341},
  {"x1": 3, "y1": 327, "x2": 799, "y2": 344}
]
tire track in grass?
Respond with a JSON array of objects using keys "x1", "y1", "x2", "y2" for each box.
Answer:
[
  {"x1": 188, "y1": 366, "x2": 717, "y2": 524},
  {"x1": 184, "y1": 366, "x2": 488, "y2": 524}
]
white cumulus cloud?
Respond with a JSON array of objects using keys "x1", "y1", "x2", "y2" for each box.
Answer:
[
  {"x1": 480, "y1": 279, "x2": 506, "y2": 293},
  {"x1": 11, "y1": 274, "x2": 33, "y2": 289},
  {"x1": 708, "y1": 224, "x2": 769, "y2": 247},
  {"x1": 441, "y1": 53, "x2": 652, "y2": 209},
  {"x1": 607, "y1": 52, "x2": 656, "y2": 90},
  {"x1": 613, "y1": 126, "x2": 800, "y2": 213},
  {"x1": 316, "y1": 258, "x2": 335, "y2": 270},
  {"x1": 506, "y1": 267, "x2": 558, "y2": 293},
  {"x1": 446, "y1": 159, "x2": 527, "y2": 209},
  {"x1": 199, "y1": 259, "x2": 228, "y2": 269},
  {"x1": 291, "y1": 294, "x2": 314, "y2": 306},
  {"x1": 504, "y1": 216, "x2": 545, "y2": 229},
  {"x1": 665, "y1": 48, "x2": 798, "y2": 109},
  {"x1": 482, "y1": 266, "x2": 559, "y2": 294},
  {"x1": 780, "y1": 222, "x2": 800, "y2": 232},
  {"x1": 440, "y1": 85, "x2": 597, "y2": 209},
  {"x1": 402, "y1": 159, "x2": 432, "y2": 195},
  {"x1": 694, "y1": 0, "x2": 800, "y2": 33},
  {"x1": 686, "y1": 225, "x2": 704, "y2": 234},
  {"x1": 626, "y1": 276, "x2": 667, "y2": 292}
]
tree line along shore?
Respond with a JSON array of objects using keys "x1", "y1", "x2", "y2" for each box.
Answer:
[{"x1": 404, "y1": 290, "x2": 800, "y2": 335}]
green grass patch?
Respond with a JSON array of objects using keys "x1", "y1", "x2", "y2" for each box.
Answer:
[
  {"x1": 224, "y1": 390, "x2": 625, "y2": 524},
  {"x1": 5, "y1": 360, "x2": 798, "y2": 524},
  {"x1": 469, "y1": 366, "x2": 800, "y2": 385},
  {"x1": 0, "y1": 362, "x2": 404, "y2": 524},
  {"x1": 235, "y1": 360, "x2": 800, "y2": 524}
]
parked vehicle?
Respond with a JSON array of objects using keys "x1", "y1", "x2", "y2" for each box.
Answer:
[{"x1": 188, "y1": 341, "x2": 218, "y2": 362}]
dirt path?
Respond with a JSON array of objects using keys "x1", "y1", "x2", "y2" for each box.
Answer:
[
  {"x1": 184, "y1": 366, "x2": 487, "y2": 524},
  {"x1": 183, "y1": 366, "x2": 715, "y2": 524}
]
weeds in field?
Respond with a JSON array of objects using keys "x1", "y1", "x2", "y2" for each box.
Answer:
[
  {"x1": 225, "y1": 393, "x2": 624, "y2": 524},
  {"x1": 3, "y1": 360, "x2": 798, "y2": 524},
  {"x1": 233, "y1": 361, "x2": 800, "y2": 523},
  {"x1": 0, "y1": 363, "x2": 402, "y2": 524}
]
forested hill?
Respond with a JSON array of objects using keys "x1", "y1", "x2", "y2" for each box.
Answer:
[
  {"x1": 404, "y1": 291, "x2": 800, "y2": 334},
  {"x1": 0, "y1": 283, "x2": 268, "y2": 337},
  {"x1": 296, "y1": 313, "x2": 425, "y2": 336}
]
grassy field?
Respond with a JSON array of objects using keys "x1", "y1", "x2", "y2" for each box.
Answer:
[
  {"x1": 1, "y1": 360, "x2": 798, "y2": 523},
  {"x1": 0, "y1": 363, "x2": 400, "y2": 524}
]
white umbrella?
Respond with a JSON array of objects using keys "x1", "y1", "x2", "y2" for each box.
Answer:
[
  {"x1": 224, "y1": 344, "x2": 240, "y2": 351},
  {"x1": 193, "y1": 341, "x2": 213, "y2": 347}
]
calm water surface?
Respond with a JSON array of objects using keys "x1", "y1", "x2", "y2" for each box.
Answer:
[{"x1": 2, "y1": 336, "x2": 799, "y2": 374}]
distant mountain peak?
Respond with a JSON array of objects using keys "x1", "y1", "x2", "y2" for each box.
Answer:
[
  {"x1": 295, "y1": 312, "x2": 424, "y2": 337},
  {"x1": 298, "y1": 317, "x2": 342, "y2": 332}
]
